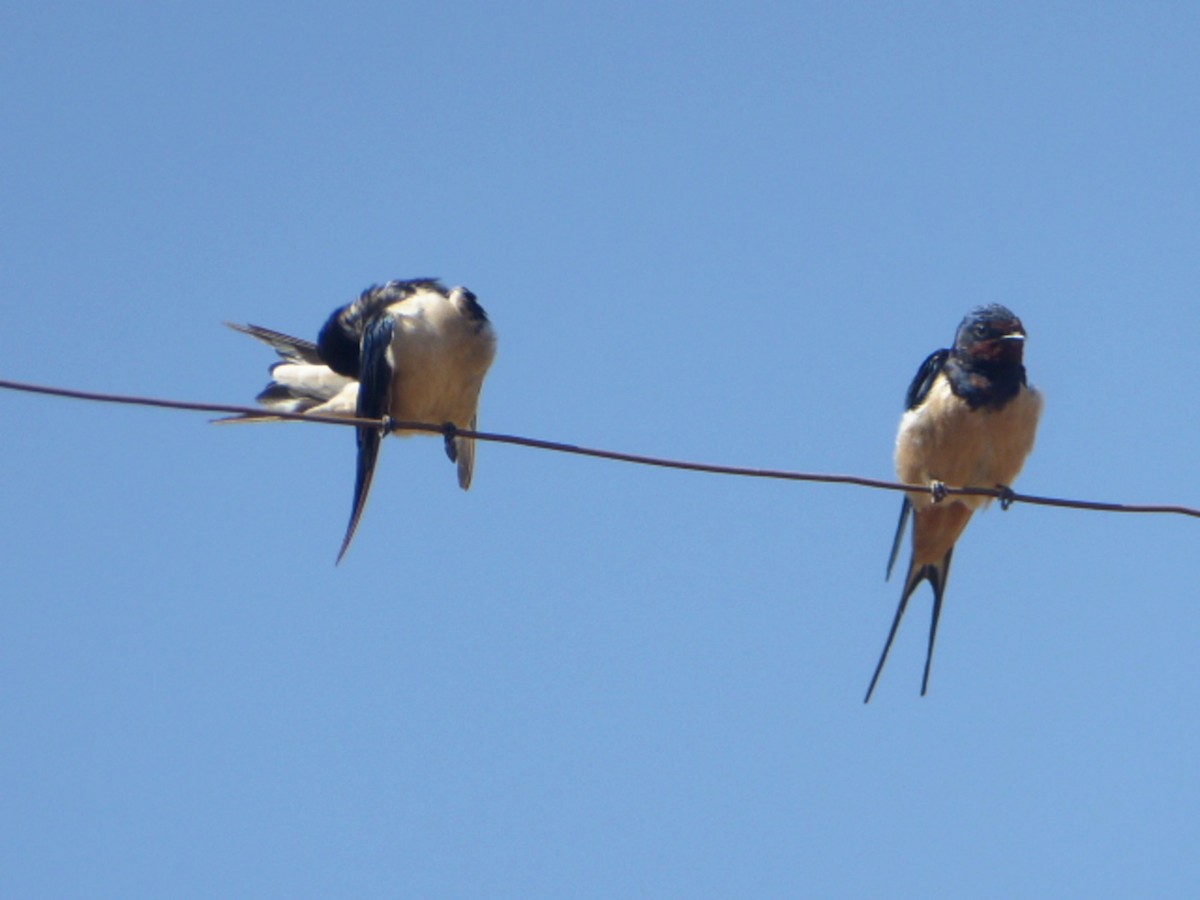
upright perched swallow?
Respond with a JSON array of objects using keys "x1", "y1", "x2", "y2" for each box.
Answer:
[
  {"x1": 863, "y1": 304, "x2": 1042, "y2": 702},
  {"x1": 228, "y1": 279, "x2": 497, "y2": 562}
]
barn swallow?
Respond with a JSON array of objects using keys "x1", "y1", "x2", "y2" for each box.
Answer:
[
  {"x1": 228, "y1": 279, "x2": 497, "y2": 563},
  {"x1": 863, "y1": 304, "x2": 1042, "y2": 702}
]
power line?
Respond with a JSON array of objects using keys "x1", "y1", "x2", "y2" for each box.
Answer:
[{"x1": 1, "y1": 376, "x2": 1197, "y2": 520}]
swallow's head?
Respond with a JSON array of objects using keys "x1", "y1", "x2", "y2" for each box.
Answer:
[
  {"x1": 954, "y1": 304, "x2": 1026, "y2": 367},
  {"x1": 449, "y1": 286, "x2": 490, "y2": 326}
]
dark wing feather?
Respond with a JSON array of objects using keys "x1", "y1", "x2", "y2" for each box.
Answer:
[
  {"x1": 905, "y1": 348, "x2": 950, "y2": 411},
  {"x1": 219, "y1": 322, "x2": 334, "y2": 422},
  {"x1": 879, "y1": 350, "x2": 947, "y2": 615},
  {"x1": 225, "y1": 322, "x2": 324, "y2": 365},
  {"x1": 336, "y1": 314, "x2": 396, "y2": 563},
  {"x1": 318, "y1": 280, "x2": 445, "y2": 377}
]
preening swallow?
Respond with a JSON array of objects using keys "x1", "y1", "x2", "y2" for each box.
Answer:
[
  {"x1": 228, "y1": 279, "x2": 497, "y2": 562},
  {"x1": 863, "y1": 304, "x2": 1042, "y2": 702}
]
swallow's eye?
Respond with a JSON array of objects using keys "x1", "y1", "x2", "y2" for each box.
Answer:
[{"x1": 972, "y1": 322, "x2": 990, "y2": 339}]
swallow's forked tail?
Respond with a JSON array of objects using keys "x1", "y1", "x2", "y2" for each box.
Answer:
[{"x1": 864, "y1": 545, "x2": 954, "y2": 703}]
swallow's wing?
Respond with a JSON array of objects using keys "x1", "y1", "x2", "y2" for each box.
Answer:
[
  {"x1": 905, "y1": 348, "x2": 950, "y2": 411},
  {"x1": 873, "y1": 350, "x2": 962, "y2": 703},
  {"x1": 221, "y1": 322, "x2": 352, "y2": 422},
  {"x1": 336, "y1": 314, "x2": 396, "y2": 563},
  {"x1": 883, "y1": 350, "x2": 948, "y2": 579},
  {"x1": 318, "y1": 280, "x2": 442, "y2": 378},
  {"x1": 225, "y1": 322, "x2": 324, "y2": 365}
]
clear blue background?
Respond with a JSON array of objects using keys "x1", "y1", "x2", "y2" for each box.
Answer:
[{"x1": 3, "y1": 3, "x2": 1198, "y2": 896}]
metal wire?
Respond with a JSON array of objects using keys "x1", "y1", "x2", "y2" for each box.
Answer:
[{"x1": 1, "y1": 376, "x2": 1197, "y2": 519}]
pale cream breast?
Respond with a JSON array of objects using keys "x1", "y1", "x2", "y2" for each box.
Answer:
[
  {"x1": 385, "y1": 294, "x2": 497, "y2": 432},
  {"x1": 896, "y1": 378, "x2": 1042, "y2": 510}
]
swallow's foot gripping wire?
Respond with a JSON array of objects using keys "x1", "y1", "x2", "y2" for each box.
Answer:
[
  {"x1": 442, "y1": 422, "x2": 459, "y2": 462},
  {"x1": 997, "y1": 484, "x2": 1016, "y2": 510}
]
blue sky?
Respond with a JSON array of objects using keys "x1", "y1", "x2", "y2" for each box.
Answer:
[{"x1": 3, "y1": 3, "x2": 1199, "y2": 897}]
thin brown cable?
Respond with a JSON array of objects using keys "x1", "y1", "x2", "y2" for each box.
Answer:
[{"x1": 1, "y1": 377, "x2": 1196, "y2": 519}]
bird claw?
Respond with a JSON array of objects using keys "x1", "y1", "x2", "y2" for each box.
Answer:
[
  {"x1": 443, "y1": 422, "x2": 459, "y2": 462},
  {"x1": 380, "y1": 415, "x2": 396, "y2": 436},
  {"x1": 997, "y1": 484, "x2": 1016, "y2": 510},
  {"x1": 929, "y1": 480, "x2": 947, "y2": 503}
]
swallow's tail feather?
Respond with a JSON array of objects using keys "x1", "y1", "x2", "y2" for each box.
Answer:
[
  {"x1": 864, "y1": 574, "x2": 917, "y2": 704},
  {"x1": 864, "y1": 547, "x2": 953, "y2": 702},
  {"x1": 455, "y1": 415, "x2": 478, "y2": 490},
  {"x1": 917, "y1": 549, "x2": 952, "y2": 696}
]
